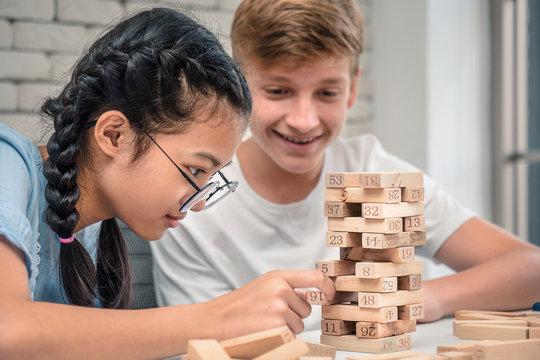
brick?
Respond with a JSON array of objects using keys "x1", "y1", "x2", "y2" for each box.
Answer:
[
  {"x1": 17, "y1": 83, "x2": 60, "y2": 112},
  {"x1": 0, "y1": 51, "x2": 50, "y2": 80},
  {"x1": 0, "y1": 20, "x2": 13, "y2": 48},
  {"x1": 0, "y1": 113, "x2": 49, "y2": 144},
  {"x1": 0, "y1": 0, "x2": 54, "y2": 21},
  {"x1": 49, "y1": 54, "x2": 79, "y2": 81},
  {"x1": 0, "y1": 82, "x2": 17, "y2": 110},
  {"x1": 57, "y1": 0, "x2": 125, "y2": 26},
  {"x1": 13, "y1": 22, "x2": 87, "y2": 53}
]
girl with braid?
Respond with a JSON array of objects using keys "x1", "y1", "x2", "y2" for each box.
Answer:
[{"x1": 0, "y1": 8, "x2": 334, "y2": 358}]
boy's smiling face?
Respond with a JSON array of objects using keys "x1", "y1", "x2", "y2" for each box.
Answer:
[{"x1": 245, "y1": 56, "x2": 360, "y2": 175}]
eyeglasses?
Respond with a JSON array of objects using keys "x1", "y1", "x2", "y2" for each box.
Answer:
[{"x1": 142, "y1": 130, "x2": 238, "y2": 213}]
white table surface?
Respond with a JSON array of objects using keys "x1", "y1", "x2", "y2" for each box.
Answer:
[{"x1": 298, "y1": 317, "x2": 460, "y2": 359}]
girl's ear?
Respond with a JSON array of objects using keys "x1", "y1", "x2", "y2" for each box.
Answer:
[{"x1": 92, "y1": 111, "x2": 133, "y2": 159}]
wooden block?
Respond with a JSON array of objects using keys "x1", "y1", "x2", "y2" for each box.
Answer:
[
  {"x1": 322, "y1": 304, "x2": 398, "y2": 323},
  {"x1": 402, "y1": 187, "x2": 425, "y2": 202},
  {"x1": 454, "y1": 311, "x2": 508, "y2": 321},
  {"x1": 530, "y1": 327, "x2": 540, "y2": 338},
  {"x1": 398, "y1": 274, "x2": 423, "y2": 290},
  {"x1": 328, "y1": 217, "x2": 403, "y2": 234},
  {"x1": 361, "y1": 202, "x2": 424, "y2": 219},
  {"x1": 357, "y1": 290, "x2": 424, "y2": 308},
  {"x1": 326, "y1": 231, "x2": 363, "y2": 247},
  {"x1": 356, "y1": 319, "x2": 417, "y2": 338},
  {"x1": 187, "y1": 340, "x2": 231, "y2": 360},
  {"x1": 453, "y1": 323, "x2": 529, "y2": 340},
  {"x1": 363, "y1": 246, "x2": 416, "y2": 263},
  {"x1": 404, "y1": 215, "x2": 425, "y2": 231},
  {"x1": 317, "y1": 260, "x2": 356, "y2": 276},
  {"x1": 359, "y1": 172, "x2": 424, "y2": 189},
  {"x1": 325, "y1": 188, "x2": 401, "y2": 204},
  {"x1": 471, "y1": 339, "x2": 540, "y2": 360},
  {"x1": 306, "y1": 290, "x2": 358, "y2": 305},
  {"x1": 437, "y1": 342, "x2": 491, "y2": 353},
  {"x1": 325, "y1": 201, "x2": 363, "y2": 217},
  {"x1": 356, "y1": 261, "x2": 423, "y2": 279},
  {"x1": 437, "y1": 351, "x2": 473, "y2": 359},
  {"x1": 334, "y1": 275, "x2": 398, "y2": 293},
  {"x1": 321, "y1": 319, "x2": 355, "y2": 335},
  {"x1": 220, "y1": 326, "x2": 294, "y2": 358},
  {"x1": 345, "y1": 351, "x2": 426, "y2": 359},
  {"x1": 325, "y1": 172, "x2": 363, "y2": 188},
  {"x1": 320, "y1": 333, "x2": 412, "y2": 353},
  {"x1": 362, "y1": 232, "x2": 427, "y2": 249},
  {"x1": 253, "y1": 338, "x2": 309, "y2": 360},
  {"x1": 453, "y1": 319, "x2": 528, "y2": 327},
  {"x1": 305, "y1": 341, "x2": 337, "y2": 358},
  {"x1": 399, "y1": 303, "x2": 425, "y2": 320}
]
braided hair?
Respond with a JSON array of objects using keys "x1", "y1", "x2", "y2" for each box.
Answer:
[{"x1": 41, "y1": 7, "x2": 252, "y2": 308}]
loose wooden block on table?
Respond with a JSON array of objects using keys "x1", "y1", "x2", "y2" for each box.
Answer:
[
  {"x1": 317, "y1": 260, "x2": 356, "y2": 276},
  {"x1": 453, "y1": 323, "x2": 529, "y2": 340},
  {"x1": 471, "y1": 339, "x2": 540, "y2": 360},
  {"x1": 187, "y1": 340, "x2": 231, "y2": 360},
  {"x1": 322, "y1": 304, "x2": 398, "y2": 323},
  {"x1": 325, "y1": 188, "x2": 402, "y2": 204},
  {"x1": 328, "y1": 217, "x2": 403, "y2": 234},
  {"x1": 453, "y1": 319, "x2": 529, "y2": 327},
  {"x1": 253, "y1": 338, "x2": 309, "y2": 360},
  {"x1": 356, "y1": 319, "x2": 417, "y2": 339},
  {"x1": 436, "y1": 351, "x2": 473, "y2": 359},
  {"x1": 357, "y1": 290, "x2": 424, "y2": 308},
  {"x1": 398, "y1": 303, "x2": 425, "y2": 320},
  {"x1": 345, "y1": 351, "x2": 426, "y2": 359},
  {"x1": 220, "y1": 325, "x2": 294, "y2": 359},
  {"x1": 320, "y1": 333, "x2": 412, "y2": 353},
  {"x1": 404, "y1": 215, "x2": 425, "y2": 231},
  {"x1": 325, "y1": 201, "x2": 363, "y2": 217},
  {"x1": 355, "y1": 261, "x2": 423, "y2": 279},
  {"x1": 361, "y1": 202, "x2": 424, "y2": 219},
  {"x1": 362, "y1": 232, "x2": 426, "y2": 249},
  {"x1": 321, "y1": 319, "x2": 356, "y2": 336},
  {"x1": 402, "y1": 187, "x2": 425, "y2": 202},
  {"x1": 327, "y1": 231, "x2": 363, "y2": 247},
  {"x1": 305, "y1": 341, "x2": 337, "y2": 358},
  {"x1": 398, "y1": 274, "x2": 423, "y2": 290},
  {"x1": 334, "y1": 275, "x2": 398, "y2": 293}
]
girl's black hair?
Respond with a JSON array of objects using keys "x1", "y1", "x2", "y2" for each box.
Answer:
[{"x1": 41, "y1": 7, "x2": 252, "y2": 308}]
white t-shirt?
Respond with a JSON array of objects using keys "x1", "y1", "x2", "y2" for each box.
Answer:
[{"x1": 150, "y1": 135, "x2": 475, "y2": 330}]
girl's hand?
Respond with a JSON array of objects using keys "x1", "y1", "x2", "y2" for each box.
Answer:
[{"x1": 205, "y1": 269, "x2": 335, "y2": 338}]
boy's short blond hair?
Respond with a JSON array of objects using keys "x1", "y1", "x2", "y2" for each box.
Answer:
[{"x1": 231, "y1": 0, "x2": 364, "y2": 69}]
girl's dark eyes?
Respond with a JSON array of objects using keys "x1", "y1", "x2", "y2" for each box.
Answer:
[{"x1": 189, "y1": 167, "x2": 206, "y2": 177}]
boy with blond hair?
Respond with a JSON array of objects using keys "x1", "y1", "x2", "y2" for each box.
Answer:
[{"x1": 152, "y1": 0, "x2": 540, "y2": 332}]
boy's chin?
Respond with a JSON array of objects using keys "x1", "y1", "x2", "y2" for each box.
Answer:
[{"x1": 274, "y1": 154, "x2": 324, "y2": 175}]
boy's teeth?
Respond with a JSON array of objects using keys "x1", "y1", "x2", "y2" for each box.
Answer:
[{"x1": 283, "y1": 134, "x2": 314, "y2": 144}]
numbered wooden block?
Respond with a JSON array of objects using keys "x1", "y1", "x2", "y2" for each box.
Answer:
[
  {"x1": 306, "y1": 290, "x2": 358, "y2": 305},
  {"x1": 356, "y1": 319, "x2": 417, "y2": 339},
  {"x1": 325, "y1": 172, "x2": 363, "y2": 188},
  {"x1": 399, "y1": 303, "x2": 425, "y2": 320},
  {"x1": 328, "y1": 217, "x2": 403, "y2": 234},
  {"x1": 187, "y1": 340, "x2": 231, "y2": 360},
  {"x1": 361, "y1": 202, "x2": 424, "y2": 219},
  {"x1": 362, "y1": 232, "x2": 427, "y2": 249},
  {"x1": 436, "y1": 351, "x2": 474, "y2": 359},
  {"x1": 471, "y1": 339, "x2": 540, "y2": 360},
  {"x1": 355, "y1": 261, "x2": 423, "y2": 279},
  {"x1": 321, "y1": 319, "x2": 355, "y2": 336},
  {"x1": 253, "y1": 338, "x2": 309, "y2": 360},
  {"x1": 453, "y1": 323, "x2": 529, "y2": 341},
  {"x1": 358, "y1": 172, "x2": 423, "y2": 189},
  {"x1": 398, "y1": 274, "x2": 423, "y2": 290},
  {"x1": 334, "y1": 275, "x2": 398, "y2": 293},
  {"x1": 324, "y1": 201, "x2": 363, "y2": 217},
  {"x1": 340, "y1": 246, "x2": 415, "y2": 263},
  {"x1": 530, "y1": 327, "x2": 540, "y2": 339},
  {"x1": 220, "y1": 326, "x2": 294, "y2": 359},
  {"x1": 325, "y1": 187, "x2": 401, "y2": 204},
  {"x1": 357, "y1": 290, "x2": 424, "y2": 309},
  {"x1": 304, "y1": 342, "x2": 337, "y2": 358},
  {"x1": 322, "y1": 304, "x2": 398, "y2": 323},
  {"x1": 320, "y1": 333, "x2": 412, "y2": 354},
  {"x1": 402, "y1": 187, "x2": 425, "y2": 202},
  {"x1": 404, "y1": 215, "x2": 425, "y2": 231},
  {"x1": 348, "y1": 351, "x2": 427, "y2": 359},
  {"x1": 316, "y1": 260, "x2": 356, "y2": 276},
  {"x1": 326, "y1": 231, "x2": 363, "y2": 247}
]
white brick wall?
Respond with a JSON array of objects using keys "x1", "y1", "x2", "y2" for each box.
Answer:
[{"x1": 0, "y1": 0, "x2": 373, "y2": 143}]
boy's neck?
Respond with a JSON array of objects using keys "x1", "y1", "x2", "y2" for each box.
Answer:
[{"x1": 237, "y1": 138, "x2": 323, "y2": 204}]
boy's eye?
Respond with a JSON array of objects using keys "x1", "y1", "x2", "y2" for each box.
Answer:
[
  {"x1": 264, "y1": 87, "x2": 289, "y2": 96},
  {"x1": 318, "y1": 89, "x2": 340, "y2": 98},
  {"x1": 189, "y1": 167, "x2": 206, "y2": 177}
]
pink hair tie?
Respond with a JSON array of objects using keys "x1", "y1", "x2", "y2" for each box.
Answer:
[{"x1": 59, "y1": 236, "x2": 74, "y2": 244}]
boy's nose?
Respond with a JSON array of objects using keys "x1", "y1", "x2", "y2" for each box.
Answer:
[{"x1": 285, "y1": 100, "x2": 320, "y2": 133}]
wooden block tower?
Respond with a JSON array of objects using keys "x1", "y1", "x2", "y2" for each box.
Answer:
[{"x1": 309, "y1": 171, "x2": 426, "y2": 354}]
